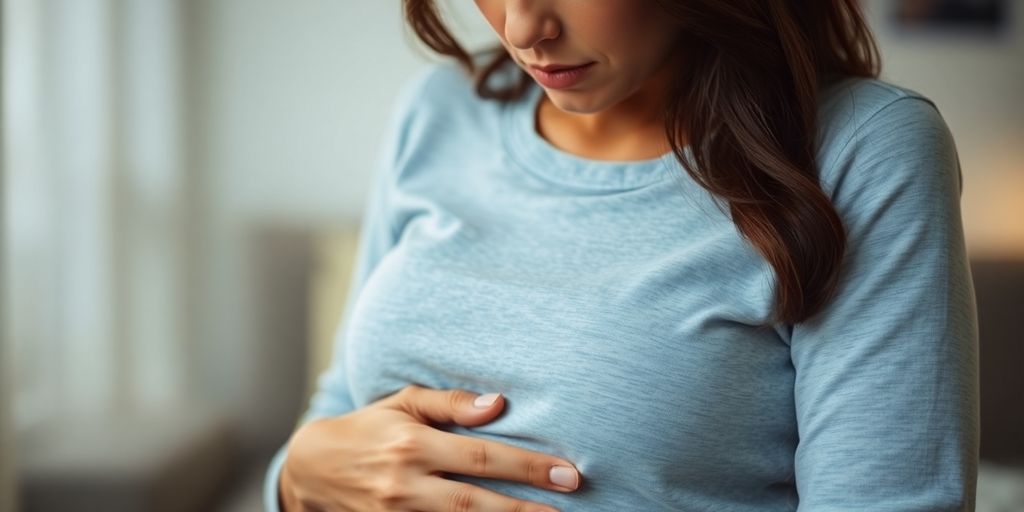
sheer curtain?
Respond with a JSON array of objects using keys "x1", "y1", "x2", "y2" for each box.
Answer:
[
  {"x1": 3, "y1": 0, "x2": 190, "y2": 433},
  {"x1": 1, "y1": 0, "x2": 15, "y2": 507}
]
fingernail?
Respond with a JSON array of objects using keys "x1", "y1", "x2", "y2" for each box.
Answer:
[
  {"x1": 473, "y1": 393, "x2": 500, "y2": 408},
  {"x1": 549, "y1": 465, "x2": 578, "y2": 490}
]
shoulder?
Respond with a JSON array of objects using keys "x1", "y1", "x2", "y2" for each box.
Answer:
[
  {"x1": 817, "y1": 76, "x2": 945, "y2": 166},
  {"x1": 820, "y1": 75, "x2": 935, "y2": 114},
  {"x1": 379, "y1": 50, "x2": 512, "y2": 181},
  {"x1": 815, "y1": 76, "x2": 961, "y2": 203}
]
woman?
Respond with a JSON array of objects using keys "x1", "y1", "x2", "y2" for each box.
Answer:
[{"x1": 266, "y1": 0, "x2": 979, "y2": 510}]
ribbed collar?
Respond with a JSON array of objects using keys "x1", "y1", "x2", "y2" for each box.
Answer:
[{"x1": 501, "y1": 80, "x2": 686, "y2": 192}]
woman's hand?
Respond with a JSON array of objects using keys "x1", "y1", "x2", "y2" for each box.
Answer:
[{"x1": 278, "y1": 384, "x2": 581, "y2": 512}]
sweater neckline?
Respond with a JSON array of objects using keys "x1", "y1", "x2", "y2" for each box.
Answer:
[{"x1": 501, "y1": 80, "x2": 684, "y2": 191}]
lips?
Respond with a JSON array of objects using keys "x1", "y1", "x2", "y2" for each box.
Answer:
[
  {"x1": 526, "y1": 62, "x2": 595, "y2": 89},
  {"x1": 529, "y1": 62, "x2": 594, "y2": 73}
]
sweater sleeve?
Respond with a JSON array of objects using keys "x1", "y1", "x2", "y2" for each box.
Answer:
[
  {"x1": 788, "y1": 95, "x2": 979, "y2": 511},
  {"x1": 262, "y1": 65, "x2": 434, "y2": 512}
]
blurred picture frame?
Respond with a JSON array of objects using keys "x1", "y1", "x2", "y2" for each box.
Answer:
[{"x1": 890, "y1": 0, "x2": 1011, "y2": 37}]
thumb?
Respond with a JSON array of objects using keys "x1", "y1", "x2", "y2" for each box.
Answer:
[{"x1": 387, "y1": 385, "x2": 504, "y2": 427}]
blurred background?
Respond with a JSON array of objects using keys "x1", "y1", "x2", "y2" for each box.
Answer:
[{"x1": 1, "y1": 0, "x2": 1021, "y2": 510}]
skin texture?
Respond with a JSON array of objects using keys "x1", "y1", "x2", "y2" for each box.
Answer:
[{"x1": 473, "y1": 0, "x2": 685, "y2": 161}]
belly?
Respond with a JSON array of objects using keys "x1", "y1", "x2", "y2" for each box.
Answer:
[{"x1": 341, "y1": 235, "x2": 799, "y2": 510}]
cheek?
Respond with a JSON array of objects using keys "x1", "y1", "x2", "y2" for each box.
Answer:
[{"x1": 569, "y1": 1, "x2": 661, "y2": 61}]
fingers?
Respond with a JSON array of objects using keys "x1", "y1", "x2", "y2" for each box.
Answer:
[
  {"x1": 419, "y1": 428, "x2": 581, "y2": 493},
  {"x1": 384, "y1": 384, "x2": 505, "y2": 427},
  {"x1": 374, "y1": 383, "x2": 582, "y2": 509},
  {"x1": 405, "y1": 474, "x2": 562, "y2": 512}
]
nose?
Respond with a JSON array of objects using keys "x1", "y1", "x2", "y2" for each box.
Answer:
[{"x1": 504, "y1": 0, "x2": 560, "y2": 51}]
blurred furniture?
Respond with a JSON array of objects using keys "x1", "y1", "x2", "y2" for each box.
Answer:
[
  {"x1": 307, "y1": 224, "x2": 361, "y2": 401},
  {"x1": 972, "y1": 259, "x2": 1024, "y2": 466},
  {"x1": 971, "y1": 258, "x2": 1024, "y2": 511},
  {"x1": 18, "y1": 409, "x2": 232, "y2": 512}
]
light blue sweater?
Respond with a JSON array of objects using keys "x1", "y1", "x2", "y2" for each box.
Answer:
[{"x1": 264, "y1": 58, "x2": 979, "y2": 511}]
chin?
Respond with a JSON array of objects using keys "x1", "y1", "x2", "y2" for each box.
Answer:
[{"x1": 546, "y1": 92, "x2": 607, "y2": 115}]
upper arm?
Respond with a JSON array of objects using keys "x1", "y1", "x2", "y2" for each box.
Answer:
[{"x1": 789, "y1": 96, "x2": 980, "y2": 510}]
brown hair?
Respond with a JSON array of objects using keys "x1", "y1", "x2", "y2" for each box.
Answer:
[{"x1": 402, "y1": 0, "x2": 882, "y2": 326}]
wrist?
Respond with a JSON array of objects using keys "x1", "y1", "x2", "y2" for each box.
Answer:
[{"x1": 279, "y1": 460, "x2": 300, "y2": 512}]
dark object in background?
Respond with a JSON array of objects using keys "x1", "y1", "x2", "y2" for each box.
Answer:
[
  {"x1": 971, "y1": 259, "x2": 1024, "y2": 466},
  {"x1": 18, "y1": 411, "x2": 233, "y2": 512},
  {"x1": 892, "y1": 0, "x2": 1008, "y2": 33}
]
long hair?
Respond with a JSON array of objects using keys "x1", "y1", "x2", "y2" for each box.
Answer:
[{"x1": 401, "y1": 0, "x2": 882, "y2": 326}]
